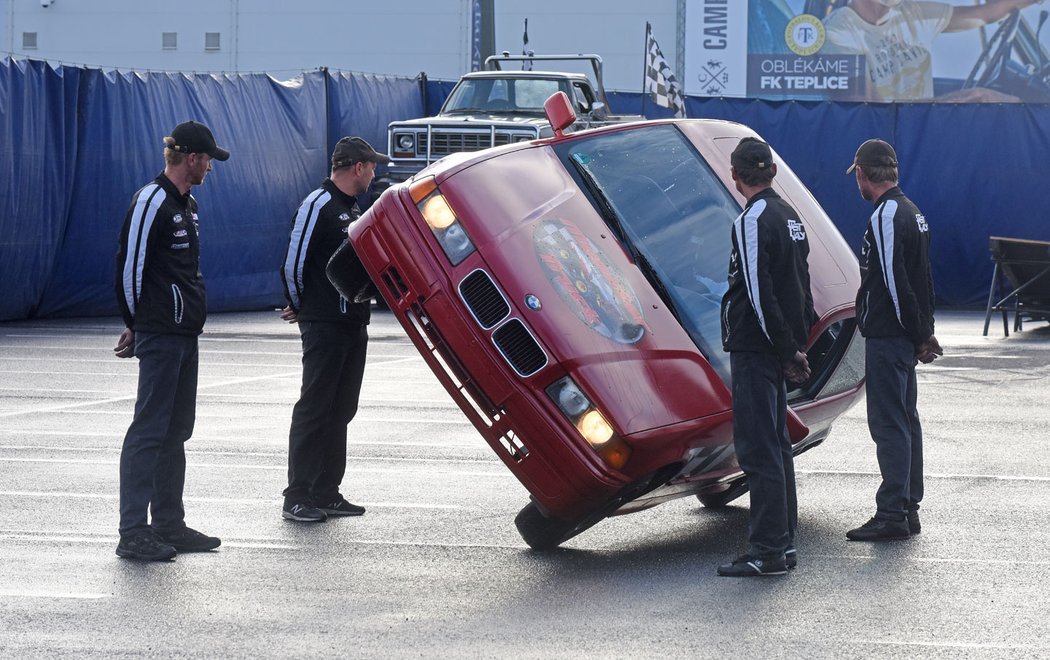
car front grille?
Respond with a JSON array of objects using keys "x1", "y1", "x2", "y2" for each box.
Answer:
[
  {"x1": 491, "y1": 319, "x2": 547, "y2": 378},
  {"x1": 458, "y1": 269, "x2": 509, "y2": 329}
]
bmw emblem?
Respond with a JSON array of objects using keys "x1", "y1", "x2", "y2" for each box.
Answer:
[{"x1": 524, "y1": 294, "x2": 542, "y2": 310}]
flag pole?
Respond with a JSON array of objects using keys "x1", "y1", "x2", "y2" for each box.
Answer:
[{"x1": 641, "y1": 22, "x2": 649, "y2": 117}]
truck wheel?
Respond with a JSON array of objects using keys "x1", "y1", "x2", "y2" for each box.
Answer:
[
  {"x1": 697, "y1": 478, "x2": 749, "y2": 508},
  {"x1": 514, "y1": 502, "x2": 579, "y2": 551}
]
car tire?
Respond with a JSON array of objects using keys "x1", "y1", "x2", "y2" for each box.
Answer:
[
  {"x1": 514, "y1": 502, "x2": 580, "y2": 551},
  {"x1": 696, "y1": 478, "x2": 749, "y2": 508}
]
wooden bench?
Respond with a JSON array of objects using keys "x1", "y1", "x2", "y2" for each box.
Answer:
[{"x1": 983, "y1": 236, "x2": 1050, "y2": 336}]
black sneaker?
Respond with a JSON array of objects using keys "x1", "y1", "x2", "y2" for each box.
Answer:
[
  {"x1": 846, "y1": 516, "x2": 910, "y2": 542},
  {"x1": 282, "y1": 501, "x2": 327, "y2": 522},
  {"x1": 717, "y1": 553, "x2": 788, "y2": 577},
  {"x1": 786, "y1": 546, "x2": 797, "y2": 570},
  {"x1": 316, "y1": 498, "x2": 365, "y2": 517},
  {"x1": 907, "y1": 510, "x2": 921, "y2": 535},
  {"x1": 116, "y1": 531, "x2": 176, "y2": 561},
  {"x1": 156, "y1": 526, "x2": 220, "y2": 552}
]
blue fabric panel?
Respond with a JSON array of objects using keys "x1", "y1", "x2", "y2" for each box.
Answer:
[
  {"x1": 35, "y1": 70, "x2": 328, "y2": 318},
  {"x1": 425, "y1": 79, "x2": 458, "y2": 116},
  {"x1": 895, "y1": 103, "x2": 1050, "y2": 306},
  {"x1": 327, "y1": 71, "x2": 423, "y2": 157},
  {"x1": 0, "y1": 58, "x2": 79, "y2": 320}
]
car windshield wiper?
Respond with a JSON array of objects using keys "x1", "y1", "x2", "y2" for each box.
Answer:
[{"x1": 568, "y1": 154, "x2": 682, "y2": 320}]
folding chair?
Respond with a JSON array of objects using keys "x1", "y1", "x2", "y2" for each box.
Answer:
[{"x1": 983, "y1": 236, "x2": 1050, "y2": 336}]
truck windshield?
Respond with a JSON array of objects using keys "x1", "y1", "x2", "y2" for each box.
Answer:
[
  {"x1": 553, "y1": 124, "x2": 739, "y2": 383},
  {"x1": 444, "y1": 78, "x2": 564, "y2": 114}
]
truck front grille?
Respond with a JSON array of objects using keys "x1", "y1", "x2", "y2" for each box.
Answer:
[
  {"x1": 418, "y1": 132, "x2": 519, "y2": 157},
  {"x1": 491, "y1": 319, "x2": 547, "y2": 378}
]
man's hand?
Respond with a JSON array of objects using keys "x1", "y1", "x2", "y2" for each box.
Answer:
[
  {"x1": 114, "y1": 328, "x2": 135, "y2": 358},
  {"x1": 916, "y1": 335, "x2": 944, "y2": 364},
  {"x1": 280, "y1": 305, "x2": 298, "y2": 324},
  {"x1": 783, "y1": 351, "x2": 811, "y2": 385}
]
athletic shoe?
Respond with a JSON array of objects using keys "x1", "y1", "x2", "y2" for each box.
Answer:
[
  {"x1": 846, "y1": 517, "x2": 910, "y2": 542},
  {"x1": 282, "y1": 501, "x2": 327, "y2": 522},
  {"x1": 717, "y1": 553, "x2": 788, "y2": 577},
  {"x1": 786, "y1": 546, "x2": 797, "y2": 570},
  {"x1": 156, "y1": 526, "x2": 221, "y2": 552},
  {"x1": 907, "y1": 510, "x2": 921, "y2": 535},
  {"x1": 316, "y1": 498, "x2": 365, "y2": 517},
  {"x1": 116, "y1": 531, "x2": 176, "y2": 561}
]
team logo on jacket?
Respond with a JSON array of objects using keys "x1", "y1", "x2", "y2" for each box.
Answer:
[
  {"x1": 174, "y1": 229, "x2": 188, "y2": 238},
  {"x1": 534, "y1": 218, "x2": 646, "y2": 344},
  {"x1": 787, "y1": 219, "x2": 806, "y2": 241},
  {"x1": 915, "y1": 214, "x2": 929, "y2": 232},
  {"x1": 173, "y1": 214, "x2": 184, "y2": 224},
  {"x1": 339, "y1": 212, "x2": 351, "y2": 222}
]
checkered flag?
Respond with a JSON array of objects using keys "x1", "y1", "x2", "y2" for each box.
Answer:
[{"x1": 644, "y1": 22, "x2": 687, "y2": 118}]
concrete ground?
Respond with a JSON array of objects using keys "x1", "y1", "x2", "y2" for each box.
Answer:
[{"x1": 0, "y1": 308, "x2": 1047, "y2": 658}]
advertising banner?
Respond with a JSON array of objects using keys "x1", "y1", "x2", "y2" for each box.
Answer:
[{"x1": 685, "y1": 0, "x2": 1050, "y2": 103}]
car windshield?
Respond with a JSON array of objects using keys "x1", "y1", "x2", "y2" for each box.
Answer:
[
  {"x1": 444, "y1": 78, "x2": 565, "y2": 114},
  {"x1": 553, "y1": 124, "x2": 739, "y2": 383}
]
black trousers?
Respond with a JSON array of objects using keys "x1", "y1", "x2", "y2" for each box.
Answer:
[
  {"x1": 118, "y1": 332, "x2": 198, "y2": 537},
  {"x1": 865, "y1": 336, "x2": 923, "y2": 521},
  {"x1": 284, "y1": 321, "x2": 368, "y2": 504},
  {"x1": 730, "y1": 351, "x2": 797, "y2": 558}
]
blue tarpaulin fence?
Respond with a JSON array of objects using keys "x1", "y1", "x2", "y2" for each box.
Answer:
[{"x1": 1, "y1": 56, "x2": 1046, "y2": 321}]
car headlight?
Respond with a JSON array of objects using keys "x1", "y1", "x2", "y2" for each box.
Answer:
[
  {"x1": 393, "y1": 132, "x2": 416, "y2": 158},
  {"x1": 409, "y1": 177, "x2": 476, "y2": 265},
  {"x1": 546, "y1": 376, "x2": 630, "y2": 470}
]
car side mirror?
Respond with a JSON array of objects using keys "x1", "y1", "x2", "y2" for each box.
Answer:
[{"x1": 544, "y1": 92, "x2": 577, "y2": 138}]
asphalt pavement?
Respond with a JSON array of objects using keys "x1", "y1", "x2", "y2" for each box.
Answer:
[{"x1": 0, "y1": 309, "x2": 1048, "y2": 658}]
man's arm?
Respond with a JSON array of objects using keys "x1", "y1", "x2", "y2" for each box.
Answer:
[
  {"x1": 948, "y1": 0, "x2": 1042, "y2": 32},
  {"x1": 281, "y1": 189, "x2": 328, "y2": 313}
]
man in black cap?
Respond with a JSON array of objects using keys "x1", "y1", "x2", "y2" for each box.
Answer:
[
  {"x1": 717, "y1": 137, "x2": 815, "y2": 577},
  {"x1": 113, "y1": 120, "x2": 229, "y2": 560},
  {"x1": 846, "y1": 138, "x2": 942, "y2": 542},
  {"x1": 279, "y1": 136, "x2": 389, "y2": 522}
]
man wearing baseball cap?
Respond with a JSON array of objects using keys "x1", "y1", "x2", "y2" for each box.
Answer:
[
  {"x1": 717, "y1": 137, "x2": 815, "y2": 577},
  {"x1": 278, "y1": 136, "x2": 388, "y2": 522},
  {"x1": 113, "y1": 120, "x2": 229, "y2": 560},
  {"x1": 846, "y1": 138, "x2": 942, "y2": 542}
]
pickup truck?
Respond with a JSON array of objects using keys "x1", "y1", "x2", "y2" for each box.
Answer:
[{"x1": 378, "y1": 53, "x2": 643, "y2": 193}]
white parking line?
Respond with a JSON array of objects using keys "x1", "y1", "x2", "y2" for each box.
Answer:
[
  {"x1": 0, "y1": 590, "x2": 109, "y2": 600},
  {"x1": 0, "y1": 491, "x2": 470, "y2": 507}
]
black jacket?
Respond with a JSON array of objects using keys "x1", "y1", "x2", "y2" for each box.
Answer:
[
  {"x1": 856, "y1": 186, "x2": 935, "y2": 346},
  {"x1": 721, "y1": 188, "x2": 815, "y2": 361},
  {"x1": 281, "y1": 178, "x2": 370, "y2": 325},
  {"x1": 115, "y1": 173, "x2": 207, "y2": 335}
]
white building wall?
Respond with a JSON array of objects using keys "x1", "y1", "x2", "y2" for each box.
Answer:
[{"x1": 1, "y1": 0, "x2": 679, "y2": 90}]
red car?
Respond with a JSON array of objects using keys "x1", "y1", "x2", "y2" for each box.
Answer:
[{"x1": 343, "y1": 93, "x2": 864, "y2": 549}]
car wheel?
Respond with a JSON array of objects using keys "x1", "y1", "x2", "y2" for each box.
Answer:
[
  {"x1": 697, "y1": 478, "x2": 749, "y2": 508},
  {"x1": 514, "y1": 502, "x2": 580, "y2": 551}
]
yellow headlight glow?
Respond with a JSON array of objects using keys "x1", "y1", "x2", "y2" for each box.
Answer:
[
  {"x1": 576, "y1": 409, "x2": 614, "y2": 447},
  {"x1": 420, "y1": 193, "x2": 457, "y2": 230}
]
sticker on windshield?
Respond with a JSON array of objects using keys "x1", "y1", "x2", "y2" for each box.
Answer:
[{"x1": 534, "y1": 218, "x2": 645, "y2": 344}]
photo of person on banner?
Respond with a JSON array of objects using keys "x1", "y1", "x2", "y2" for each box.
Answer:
[{"x1": 820, "y1": 0, "x2": 1045, "y2": 102}]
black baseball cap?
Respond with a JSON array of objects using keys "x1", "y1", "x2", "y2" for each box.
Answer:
[
  {"x1": 847, "y1": 139, "x2": 897, "y2": 174},
  {"x1": 169, "y1": 121, "x2": 230, "y2": 161},
  {"x1": 332, "y1": 136, "x2": 390, "y2": 169},
  {"x1": 731, "y1": 137, "x2": 774, "y2": 171}
]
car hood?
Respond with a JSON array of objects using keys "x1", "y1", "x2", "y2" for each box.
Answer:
[{"x1": 391, "y1": 114, "x2": 550, "y2": 128}]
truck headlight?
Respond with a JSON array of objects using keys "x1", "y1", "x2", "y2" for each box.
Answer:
[
  {"x1": 546, "y1": 376, "x2": 630, "y2": 470},
  {"x1": 393, "y1": 132, "x2": 416, "y2": 158},
  {"x1": 409, "y1": 177, "x2": 476, "y2": 265}
]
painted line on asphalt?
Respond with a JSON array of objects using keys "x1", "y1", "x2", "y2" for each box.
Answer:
[
  {"x1": 854, "y1": 640, "x2": 1034, "y2": 651},
  {"x1": 0, "y1": 457, "x2": 508, "y2": 473},
  {"x1": 0, "y1": 590, "x2": 109, "y2": 600},
  {"x1": 0, "y1": 531, "x2": 302, "y2": 551},
  {"x1": 796, "y1": 468, "x2": 1050, "y2": 482},
  {"x1": 0, "y1": 491, "x2": 469, "y2": 508}
]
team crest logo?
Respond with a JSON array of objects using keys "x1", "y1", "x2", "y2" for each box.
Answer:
[
  {"x1": 339, "y1": 212, "x2": 351, "y2": 222},
  {"x1": 172, "y1": 214, "x2": 183, "y2": 224},
  {"x1": 785, "y1": 15, "x2": 825, "y2": 56},
  {"x1": 534, "y1": 219, "x2": 645, "y2": 344}
]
